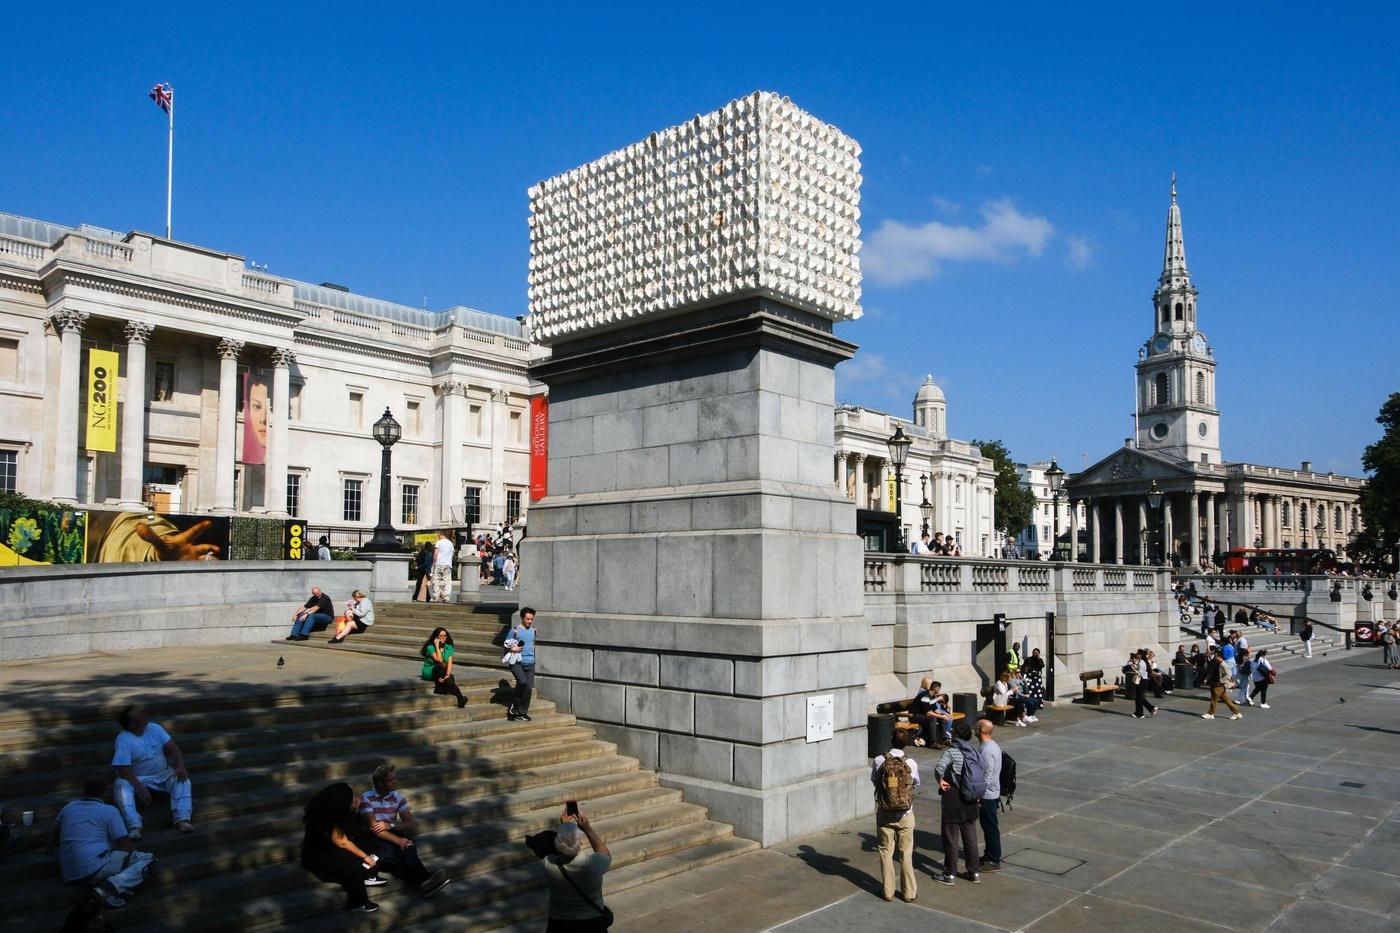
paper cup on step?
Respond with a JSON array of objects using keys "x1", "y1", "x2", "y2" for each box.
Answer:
[{"x1": 22, "y1": 811, "x2": 34, "y2": 826}]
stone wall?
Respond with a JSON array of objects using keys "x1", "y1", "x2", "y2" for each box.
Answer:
[{"x1": 0, "y1": 561, "x2": 371, "y2": 661}]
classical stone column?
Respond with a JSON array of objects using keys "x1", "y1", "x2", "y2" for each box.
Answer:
[
  {"x1": 1261, "y1": 494, "x2": 1274, "y2": 548},
  {"x1": 1113, "y1": 499, "x2": 1124, "y2": 564},
  {"x1": 1090, "y1": 502, "x2": 1101, "y2": 564},
  {"x1": 213, "y1": 338, "x2": 244, "y2": 513},
  {"x1": 1069, "y1": 498, "x2": 1081, "y2": 561},
  {"x1": 49, "y1": 309, "x2": 90, "y2": 504},
  {"x1": 490, "y1": 388, "x2": 510, "y2": 522},
  {"x1": 263, "y1": 348, "x2": 294, "y2": 516},
  {"x1": 436, "y1": 381, "x2": 467, "y2": 525},
  {"x1": 1204, "y1": 492, "x2": 1216, "y2": 564},
  {"x1": 1187, "y1": 492, "x2": 1200, "y2": 568},
  {"x1": 118, "y1": 321, "x2": 154, "y2": 507},
  {"x1": 852, "y1": 454, "x2": 866, "y2": 511},
  {"x1": 833, "y1": 451, "x2": 845, "y2": 494},
  {"x1": 1163, "y1": 495, "x2": 1175, "y2": 564},
  {"x1": 1219, "y1": 498, "x2": 1231, "y2": 553}
]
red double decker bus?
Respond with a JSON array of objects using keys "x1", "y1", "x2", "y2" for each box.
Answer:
[{"x1": 1221, "y1": 548, "x2": 1338, "y2": 575}]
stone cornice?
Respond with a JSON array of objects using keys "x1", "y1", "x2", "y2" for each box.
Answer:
[{"x1": 44, "y1": 267, "x2": 298, "y2": 330}]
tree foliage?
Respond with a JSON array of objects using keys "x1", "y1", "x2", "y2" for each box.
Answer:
[
  {"x1": 1348, "y1": 392, "x2": 1400, "y2": 571},
  {"x1": 971, "y1": 438, "x2": 1037, "y2": 537}
]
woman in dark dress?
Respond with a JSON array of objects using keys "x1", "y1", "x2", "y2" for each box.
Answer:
[
  {"x1": 1022, "y1": 648, "x2": 1046, "y2": 704},
  {"x1": 301, "y1": 783, "x2": 383, "y2": 914},
  {"x1": 413, "y1": 543, "x2": 434, "y2": 602}
]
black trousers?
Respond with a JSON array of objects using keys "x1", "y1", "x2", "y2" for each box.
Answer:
[
  {"x1": 546, "y1": 918, "x2": 610, "y2": 932},
  {"x1": 303, "y1": 848, "x2": 371, "y2": 908},
  {"x1": 371, "y1": 839, "x2": 430, "y2": 887},
  {"x1": 1133, "y1": 681, "x2": 1156, "y2": 716},
  {"x1": 429, "y1": 669, "x2": 465, "y2": 704},
  {"x1": 1250, "y1": 680, "x2": 1269, "y2": 704},
  {"x1": 510, "y1": 662, "x2": 535, "y2": 714}
]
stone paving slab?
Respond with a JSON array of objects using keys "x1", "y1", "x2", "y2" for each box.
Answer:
[{"x1": 602, "y1": 652, "x2": 1400, "y2": 933}]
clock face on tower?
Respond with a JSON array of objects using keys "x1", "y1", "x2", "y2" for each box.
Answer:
[
  {"x1": 1151, "y1": 335, "x2": 1171, "y2": 355},
  {"x1": 1190, "y1": 333, "x2": 1207, "y2": 355},
  {"x1": 1198, "y1": 421, "x2": 1208, "y2": 438}
]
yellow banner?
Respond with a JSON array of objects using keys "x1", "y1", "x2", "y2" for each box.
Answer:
[
  {"x1": 87, "y1": 349, "x2": 119, "y2": 452},
  {"x1": 887, "y1": 474, "x2": 897, "y2": 512}
]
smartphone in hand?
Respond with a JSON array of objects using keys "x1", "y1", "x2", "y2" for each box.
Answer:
[{"x1": 565, "y1": 799, "x2": 579, "y2": 817}]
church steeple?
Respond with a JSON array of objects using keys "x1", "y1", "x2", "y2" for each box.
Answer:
[{"x1": 1152, "y1": 174, "x2": 1198, "y2": 333}]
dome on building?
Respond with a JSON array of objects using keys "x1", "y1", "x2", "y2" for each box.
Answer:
[{"x1": 915, "y1": 374, "x2": 945, "y2": 403}]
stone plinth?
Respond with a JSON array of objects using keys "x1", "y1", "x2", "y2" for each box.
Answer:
[
  {"x1": 521, "y1": 298, "x2": 869, "y2": 845},
  {"x1": 361, "y1": 552, "x2": 413, "y2": 604}
]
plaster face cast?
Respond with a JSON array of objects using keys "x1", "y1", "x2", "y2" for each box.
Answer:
[{"x1": 526, "y1": 91, "x2": 863, "y2": 344}]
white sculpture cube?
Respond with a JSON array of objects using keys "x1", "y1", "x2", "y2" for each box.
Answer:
[{"x1": 526, "y1": 91, "x2": 862, "y2": 344}]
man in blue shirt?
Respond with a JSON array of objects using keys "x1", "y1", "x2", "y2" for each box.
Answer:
[
  {"x1": 509, "y1": 607, "x2": 538, "y2": 722},
  {"x1": 47, "y1": 774, "x2": 156, "y2": 908}
]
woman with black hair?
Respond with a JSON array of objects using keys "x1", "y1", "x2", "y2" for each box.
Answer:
[
  {"x1": 302, "y1": 783, "x2": 384, "y2": 914},
  {"x1": 421, "y1": 628, "x2": 467, "y2": 708}
]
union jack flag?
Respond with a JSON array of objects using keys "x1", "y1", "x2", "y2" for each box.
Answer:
[{"x1": 149, "y1": 83, "x2": 173, "y2": 114}]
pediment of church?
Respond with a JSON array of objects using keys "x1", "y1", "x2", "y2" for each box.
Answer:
[{"x1": 1068, "y1": 447, "x2": 1197, "y2": 490}]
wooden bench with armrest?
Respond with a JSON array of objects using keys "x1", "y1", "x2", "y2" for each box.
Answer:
[
  {"x1": 876, "y1": 697, "x2": 964, "y2": 746},
  {"x1": 1079, "y1": 669, "x2": 1117, "y2": 704}
]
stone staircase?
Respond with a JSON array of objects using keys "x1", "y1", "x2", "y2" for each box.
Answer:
[
  {"x1": 1176, "y1": 610, "x2": 1347, "y2": 661},
  {"x1": 0, "y1": 603, "x2": 756, "y2": 930}
]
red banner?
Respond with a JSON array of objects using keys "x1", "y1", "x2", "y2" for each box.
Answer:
[{"x1": 529, "y1": 395, "x2": 549, "y2": 501}]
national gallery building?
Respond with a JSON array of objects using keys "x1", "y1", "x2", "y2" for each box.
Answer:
[
  {"x1": 1066, "y1": 183, "x2": 1365, "y2": 566},
  {"x1": 0, "y1": 211, "x2": 535, "y2": 540}
]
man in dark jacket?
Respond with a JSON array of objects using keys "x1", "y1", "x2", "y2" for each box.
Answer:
[
  {"x1": 934, "y1": 722, "x2": 981, "y2": 885},
  {"x1": 287, "y1": 586, "x2": 334, "y2": 641},
  {"x1": 1201, "y1": 646, "x2": 1242, "y2": 721}
]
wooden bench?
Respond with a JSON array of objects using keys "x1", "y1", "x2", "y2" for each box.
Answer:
[
  {"x1": 876, "y1": 697, "x2": 963, "y2": 746},
  {"x1": 1079, "y1": 669, "x2": 1117, "y2": 705},
  {"x1": 984, "y1": 703, "x2": 1013, "y2": 726}
]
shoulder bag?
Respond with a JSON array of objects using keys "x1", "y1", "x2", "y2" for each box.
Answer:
[{"x1": 554, "y1": 859, "x2": 614, "y2": 928}]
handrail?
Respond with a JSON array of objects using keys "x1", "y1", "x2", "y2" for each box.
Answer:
[{"x1": 1177, "y1": 591, "x2": 1352, "y2": 650}]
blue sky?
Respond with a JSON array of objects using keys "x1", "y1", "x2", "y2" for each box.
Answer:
[{"x1": 3, "y1": 2, "x2": 1395, "y2": 474}]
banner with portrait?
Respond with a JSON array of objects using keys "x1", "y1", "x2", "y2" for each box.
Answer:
[
  {"x1": 242, "y1": 371, "x2": 268, "y2": 465},
  {"x1": 85, "y1": 511, "x2": 230, "y2": 563}
]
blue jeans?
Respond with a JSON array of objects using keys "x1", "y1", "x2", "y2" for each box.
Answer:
[
  {"x1": 978, "y1": 799, "x2": 1001, "y2": 864},
  {"x1": 290, "y1": 612, "x2": 333, "y2": 637}
]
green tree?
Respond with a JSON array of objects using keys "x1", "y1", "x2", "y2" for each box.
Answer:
[
  {"x1": 1348, "y1": 392, "x2": 1400, "y2": 571},
  {"x1": 971, "y1": 438, "x2": 1037, "y2": 542}
]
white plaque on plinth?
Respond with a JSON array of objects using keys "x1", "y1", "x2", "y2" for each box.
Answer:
[{"x1": 806, "y1": 693, "x2": 834, "y2": 743}]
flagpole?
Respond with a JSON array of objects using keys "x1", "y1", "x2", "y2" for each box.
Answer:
[{"x1": 165, "y1": 89, "x2": 174, "y2": 239}]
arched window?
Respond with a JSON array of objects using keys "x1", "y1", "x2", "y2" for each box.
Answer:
[
  {"x1": 1335, "y1": 506, "x2": 1343, "y2": 530},
  {"x1": 1174, "y1": 302, "x2": 1183, "y2": 320},
  {"x1": 1300, "y1": 504, "x2": 1308, "y2": 531},
  {"x1": 1154, "y1": 372, "x2": 1169, "y2": 405},
  {"x1": 1282, "y1": 501, "x2": 1291, "y2": 527},
  {"x1": 1160, "y1": 305, "x2": 1169, "y2": 326},
  {"x1": 1195, "y1": 371, "x2": 1206, "y2": 404},
  {"x1": 1351, "y1": 510, "x2": 1359, "y2": 532}
]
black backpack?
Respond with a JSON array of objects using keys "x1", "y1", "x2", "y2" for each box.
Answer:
[{"x1": 999, "y1": 751, "x2": 1017, "y2": 811}]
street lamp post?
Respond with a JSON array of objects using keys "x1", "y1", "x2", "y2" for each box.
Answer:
[
  {"x1": 886, "y1": 426, "x2": 912, "y2": 553},
  {"x1": 1148, "y1": 479, "x2": 1165, "y2": 566},
  {"x1": 918, "y1": 473, "x2": 934, "y2": 538},
  {"x1": 362, "y1": 407, "x2": 403, "y2": 552},
  {"x1": 1315, "y1": 519, "x2": 1325, "y2": 552},
  {"x1": 1045, "y1": 458, "x2": 1066, "y2": 561}
]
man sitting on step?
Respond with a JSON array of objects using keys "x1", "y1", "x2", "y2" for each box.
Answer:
[
  {"x1": 111, "y1": 706, "x2": 194, "y2": 838},
  {"x1": 358, "y1": 763, "x2": 450, "y2": 898},
  {"x1": 287, "y1": 586, "x2": 335, "y2": 641},
  {"x1": 48, "y1": 773, "x2": 156, "y2": 908}
]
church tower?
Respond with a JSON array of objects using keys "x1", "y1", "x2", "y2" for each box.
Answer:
[{"x1": 1134, "y1": 176, "x2": 1221, "y2": 464}]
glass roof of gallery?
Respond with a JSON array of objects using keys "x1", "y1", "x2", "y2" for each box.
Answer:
[{"x1": 0, "y1": 210, "x2": 522, "y2": 337}]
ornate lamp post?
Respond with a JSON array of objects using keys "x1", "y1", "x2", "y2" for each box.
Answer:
[
  {"x1": 1314, "y1": 518, "x2": 1325, "y2": 552},
  {"x1": 1147, "y1": 479, "x2": 1165, "y2": 565},
  {"x1": 919, "y1": 473, "x2": 934, "y2": 539},
  {"x1": 362, "y1": 407, "x2": 403, "y2": 552},
  {"x1": 886, "y1": 426, "x2": 912, "y2": 552},
  {"x1": 1045, "y1": 457, "x2": 1066, "y2": 561}
]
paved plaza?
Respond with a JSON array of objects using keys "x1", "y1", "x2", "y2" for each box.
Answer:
[{"x1": 605, "y1": 650, "x2": 1400, "y2": 932}]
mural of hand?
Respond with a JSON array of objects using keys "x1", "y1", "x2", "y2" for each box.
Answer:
[{"x1": 134, "y1": 519, "x2": 222, "y2": 561}]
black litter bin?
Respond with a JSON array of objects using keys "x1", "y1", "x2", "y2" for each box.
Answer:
[
  {"x1": 868, "y1": 713, "x2": 895, "y2": 759},
  {"x1": 953, "y1": 691, "x2": 980, "y2": 721},
  {"x1": 1174, "y1": 662, "x2": 1194, "y2": 691}
]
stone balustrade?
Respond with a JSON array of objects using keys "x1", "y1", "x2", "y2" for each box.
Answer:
[{"x1": 864, "y1": 554, "x2": 1167, "y2": 595}]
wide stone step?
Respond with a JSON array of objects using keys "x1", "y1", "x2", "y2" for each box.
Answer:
[{"x1": 0, "y1": 684, "x2": 543, "y2": 777}]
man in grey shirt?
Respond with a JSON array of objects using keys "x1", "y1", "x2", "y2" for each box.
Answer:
[{"x1": 976, "y1": 719, "x2": 1003, "y2": 870}]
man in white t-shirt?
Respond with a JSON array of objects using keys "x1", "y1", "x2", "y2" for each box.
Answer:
[
  {"x1": 111, "y1": 706, "x2": 194, "y2": 838},
  {"x1": 431, "y1": 530, "x2": 455, "y2": 603},
  {"x1": 47, "y1": 774, "x2": 156, "y2": 907}
]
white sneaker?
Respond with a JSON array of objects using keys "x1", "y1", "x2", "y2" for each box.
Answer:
[
  {"x1": 1230, "y1": 713, "x2": 1243, "y2": 720},
  {"x1": 1027, "y1": 715, "x2": 1038, "y2": 723},
  {"x1": 128, "y1": 827, "x2": 142, "y2": 841},
  {"x1": 1016, "y1": 720, "x2": 1027, "y2": 727},
  {"x1": 1260, "y1": 704, "x2": 1270, "y2": 709},
  {"x1": 364, "y1": 875, "x2": 390, "y2": 887},
  {"x1": 1201, "y1": 713, "x2": 1215, "y2": 719}
]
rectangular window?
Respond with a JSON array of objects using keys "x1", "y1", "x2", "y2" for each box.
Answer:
[
  {"x1": 469, "y1": 404, "x2": 483, "y2": 436},
  {"x1": 152, "y1": 361, "x2": 175, "y2": 401},
  {"x1": 1042, "y1": 525, "x2": 1050, "y2": 542},
  {"x1": 0, "y1": 337, "x2": 18, "y2": 384},
  {"x1": 406, "y1": 399, "x2": 421, "y2": 435},
  {"x1": 286, "y1": 473, "x2": 302, "y2": 517},
  {"x1": 343, "y1": 478, "x2": 363, "y2": 522},
  {"x1": 509, "y1": 410, "x2": 523, "y2": 444},
  {"x1": 348, "y1": 391, "x2": 364, "y2": 428},
  {"x1": 402, "y1": 483, "x2": 419, "y2": 525},
  {"x1": 506, "y1": 489, "x2": 522, "y2": 522},
  {"x1": 464, "y1": 486, "x2": 482, "y2": 527},
  {"x1": 0, "y1": 450, "x2": 16, "y2": 493}
]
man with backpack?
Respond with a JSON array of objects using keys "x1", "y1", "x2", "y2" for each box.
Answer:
[
  {"x1": 934, "y1": 722, "x2": 983, "y2": 886},
  {"x1": 870, "y1": 731, "x2": 920, "y2": 902},
  {"x1": 975, "y1": 720, "x2": 1004, "y2": 871}
]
